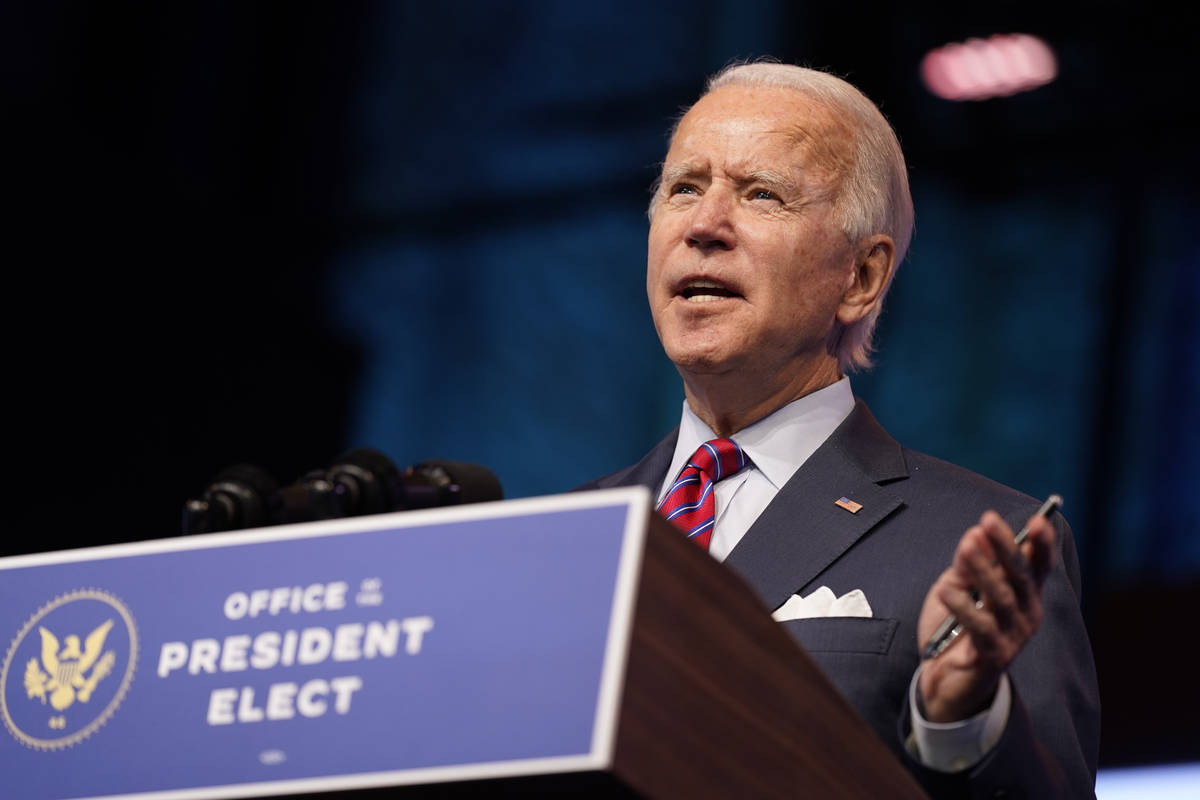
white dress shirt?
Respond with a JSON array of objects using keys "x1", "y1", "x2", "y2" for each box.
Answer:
[
  {"x1": 656, "y1": 377, "x2": 1009, "y2": 772},
  {"x1": 657, "y1": 377, "x2": 856, "y2": 560}
]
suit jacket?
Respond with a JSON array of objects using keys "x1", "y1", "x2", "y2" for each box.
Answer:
[{"x1": 581, "y1": 400, "x2": 1100, "y2": 799}]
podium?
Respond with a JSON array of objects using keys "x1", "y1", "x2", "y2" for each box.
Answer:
[{"x1": 0, "y1": 488, "x2": 927, "y2": 799}]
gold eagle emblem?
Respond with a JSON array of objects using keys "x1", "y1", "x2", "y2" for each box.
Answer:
[{"x1": 23, "y1": 620, "x2": 116, "y2": 712}]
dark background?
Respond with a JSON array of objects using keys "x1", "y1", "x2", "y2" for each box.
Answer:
[{"x1": 4, "y1": 0, "x2": 1198, "y2": 769}]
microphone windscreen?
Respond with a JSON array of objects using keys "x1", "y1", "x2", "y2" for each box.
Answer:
[
  {"x1": 418, "y1": 459, "x2": 503, "y2": 505},
  {"x1": 330, "y1": 448, "x2": 402, "y2": 515},
  {"x1": 186, "y1": 463, "x2": 280, "y2": 533},
  {"x1": 212, "y1": 463, "x2": 280, "y2": 499}
]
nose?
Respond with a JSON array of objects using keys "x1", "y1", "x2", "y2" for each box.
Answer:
[{"x1": 684, "y1": 186, "x2": 735, "y2": 252}]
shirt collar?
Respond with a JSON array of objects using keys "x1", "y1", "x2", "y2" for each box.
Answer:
[{"x1": 661, "y1": 377, "x2": 856, "y2": 498}]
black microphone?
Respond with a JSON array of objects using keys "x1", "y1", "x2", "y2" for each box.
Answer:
[
  {"x1": 396, "y1": 457, "x2": 505, "y2": 509},
  {"x1": 183, "y1": 451, "x2": 503, "y2": 533},
  {"x1": 182, "y1": 463, "x2": 281, "y2": 534},
  {"x1": 322, "y1": 449, "x2": 504, "y2": 515}
]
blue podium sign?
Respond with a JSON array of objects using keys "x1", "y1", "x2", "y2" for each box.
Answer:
[{"x1": 0, "y1": 487, "x2": 651, "y2": 799}]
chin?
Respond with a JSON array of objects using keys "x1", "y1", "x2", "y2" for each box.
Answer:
[{"x1": 664, "y1": 344, "x2": 738, "y2": 376}]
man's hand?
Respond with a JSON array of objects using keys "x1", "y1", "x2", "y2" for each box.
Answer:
[{"x1": 917, "y1": 509, "x2": 1056, "y2": 722}]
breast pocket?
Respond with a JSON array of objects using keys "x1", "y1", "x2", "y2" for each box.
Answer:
[{"x1": 777, "y1": 617, "x2": 899, "y2": 654}]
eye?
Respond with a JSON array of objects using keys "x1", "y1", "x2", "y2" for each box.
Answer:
[
  {"x1": 669, "y1": 182, "x2": 698, "y2": 196},
  {"x1": 750, "y1": 188, "x2": 780, "y2": 202}
]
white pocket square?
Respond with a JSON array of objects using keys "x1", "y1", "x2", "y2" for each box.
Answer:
[{"x1": 771, "y1": 586, "x2": 873, "y2": 621}]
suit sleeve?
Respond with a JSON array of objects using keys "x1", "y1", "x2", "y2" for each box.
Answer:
[{"x1": 898, "y1": 511, "x2": 1101, "y2": 799}]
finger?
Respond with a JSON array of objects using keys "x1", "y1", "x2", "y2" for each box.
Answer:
[
  {"x1": 937, "y1": 582, "x2": 1007, "y2": 665},
  {"x1": 918, "y1": 564, "x2": 968, "y2": 644},
  {"x1": 960, "y1": 525, "x2": 1021, "y2": 628},
  {"x1": 930, "y1": 563, "x2": 968, "y2": 604},
  {"x1": 947, "y1": 595, "x2": 1017, "y2": 669},
  {"x1": 949, "y1": 522, "x2": 994, "y2": 578},
  {"x1": 940, "y1": 550, "x2": 1029, "y2": 667},
  {"x1": 1019, "y1": 514, "x2": 1057, "y2": 587},
  {"x1": 937, "y1": 582, "x2": 993, "y2": 643},
  {"x1": 977, "y1": 511, "x2": 1036, "y2": 611},
  {"x1": 939, "y1": 579, "x2": 984, "y2": 620}
]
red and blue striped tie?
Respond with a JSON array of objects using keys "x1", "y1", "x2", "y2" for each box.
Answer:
[{"x1": 657, "y1": 438, "x2": 748, "y2": 550}]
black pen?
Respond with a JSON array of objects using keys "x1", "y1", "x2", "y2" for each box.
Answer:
[{"x1": 921, "y1": 494, "x2": 1063, "y2": 660}]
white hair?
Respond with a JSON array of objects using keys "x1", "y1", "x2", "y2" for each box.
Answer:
[{"x1": 652, "y1": 61, "x2": 914, "y2": 372}]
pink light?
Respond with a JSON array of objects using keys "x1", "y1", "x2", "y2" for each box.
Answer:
[{"x1": 921, "y1": 34, "x2": 1057, "y2": 101}]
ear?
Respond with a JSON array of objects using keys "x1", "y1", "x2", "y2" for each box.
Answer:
[{"x1": 836, "y1": 234, "x2": 896, "y2": 326}]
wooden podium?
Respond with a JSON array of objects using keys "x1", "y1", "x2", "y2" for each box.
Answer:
[{"x1": 601, "y1": 510, "x2": 928, "y2": 799}]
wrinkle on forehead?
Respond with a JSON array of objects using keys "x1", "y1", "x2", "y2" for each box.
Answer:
[
  {"x1": 782, "y1": 115, "x2": 855, "y2": 186},
  {"x1": 668, "y1": 86, "x2": 856, "y2": 203}
]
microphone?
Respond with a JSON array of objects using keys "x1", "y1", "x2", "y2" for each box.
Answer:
[
  {"x1": 315, "y1": 449, "x2": 504, "y2": 516},
  {"x1": 396, "y1": 457, "x2": 505, "y2": 509},
  {"x1": 183, "y1": 450, "x2": 503, "y2": 534},
  {"x1": 182, "y1": 463, "x2": 281, "y2": 535}
]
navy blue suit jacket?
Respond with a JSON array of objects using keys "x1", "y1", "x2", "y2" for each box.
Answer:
[{"x1": 581, "y1": 401, "x2": 1100, "y2": 798}]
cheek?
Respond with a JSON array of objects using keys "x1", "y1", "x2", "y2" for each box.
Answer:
[
  {"x1": 646, "y1": 228, "x2": 665, "y2": 286},
  {"x1": 784, "y1": 234, "x2": 854, "y2": 289},
  {"x1": 646, "y1": 223, "x2": 680, "y2": 299},
  {"x1": 764, "y1": 244, "x2": 852, "y2": 333}
]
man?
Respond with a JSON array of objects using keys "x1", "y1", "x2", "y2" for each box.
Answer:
[{"x1": 583, "y1": 62, "x2": 1100, "y2": 797}]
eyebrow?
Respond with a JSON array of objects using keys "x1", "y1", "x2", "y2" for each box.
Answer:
[
  {"x1": 658, "y1": 162, "x2": 801, "y2": 197},
  {"x1": 741, "y1": 168, "x2": 800, "y2": 196},
  {"x1": 657, "y1": 162, "x2": 703, "y2": 190}
]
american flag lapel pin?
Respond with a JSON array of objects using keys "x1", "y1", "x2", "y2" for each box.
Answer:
[{"x1": 834, "y1": 496, "x2": 863, "y2": 514}]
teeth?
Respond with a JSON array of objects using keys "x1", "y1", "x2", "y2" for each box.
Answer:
[{"x1": 680, "y1": 278, "x2": 735, "y2": 302}]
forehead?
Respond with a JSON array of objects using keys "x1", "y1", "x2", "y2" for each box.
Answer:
[{"x1": 666, "y1": 85, "x2": 853, "y2": 180}]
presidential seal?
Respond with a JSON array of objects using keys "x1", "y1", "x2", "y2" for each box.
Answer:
[{"x1": 2, "y1": 589, "x2": 138, "y2": 750}]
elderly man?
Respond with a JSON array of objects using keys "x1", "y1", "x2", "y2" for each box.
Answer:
[{"x1": 583, "y1": 62, "x2": 1100, "y2": 797}]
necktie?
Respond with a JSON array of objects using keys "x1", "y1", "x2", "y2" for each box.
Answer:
[{"x1": 657, "y1": 438, "x2": 748, "y2": 549}]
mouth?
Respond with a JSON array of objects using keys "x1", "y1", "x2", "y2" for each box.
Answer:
[{"x1": 676, "y1": 278, "x2": 742, "y2": 304}]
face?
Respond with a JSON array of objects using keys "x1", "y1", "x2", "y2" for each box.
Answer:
[{"x1": 647, "y1": 84, "x2": 858, "y2": 386}]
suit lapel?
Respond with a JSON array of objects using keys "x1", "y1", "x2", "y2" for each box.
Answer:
[
  {"x1": 724, "y1": 401, "x2": 909, "y2": 612},
  {"x1": 587, "y1": 427, "x2": 679, "y2": 492}
]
